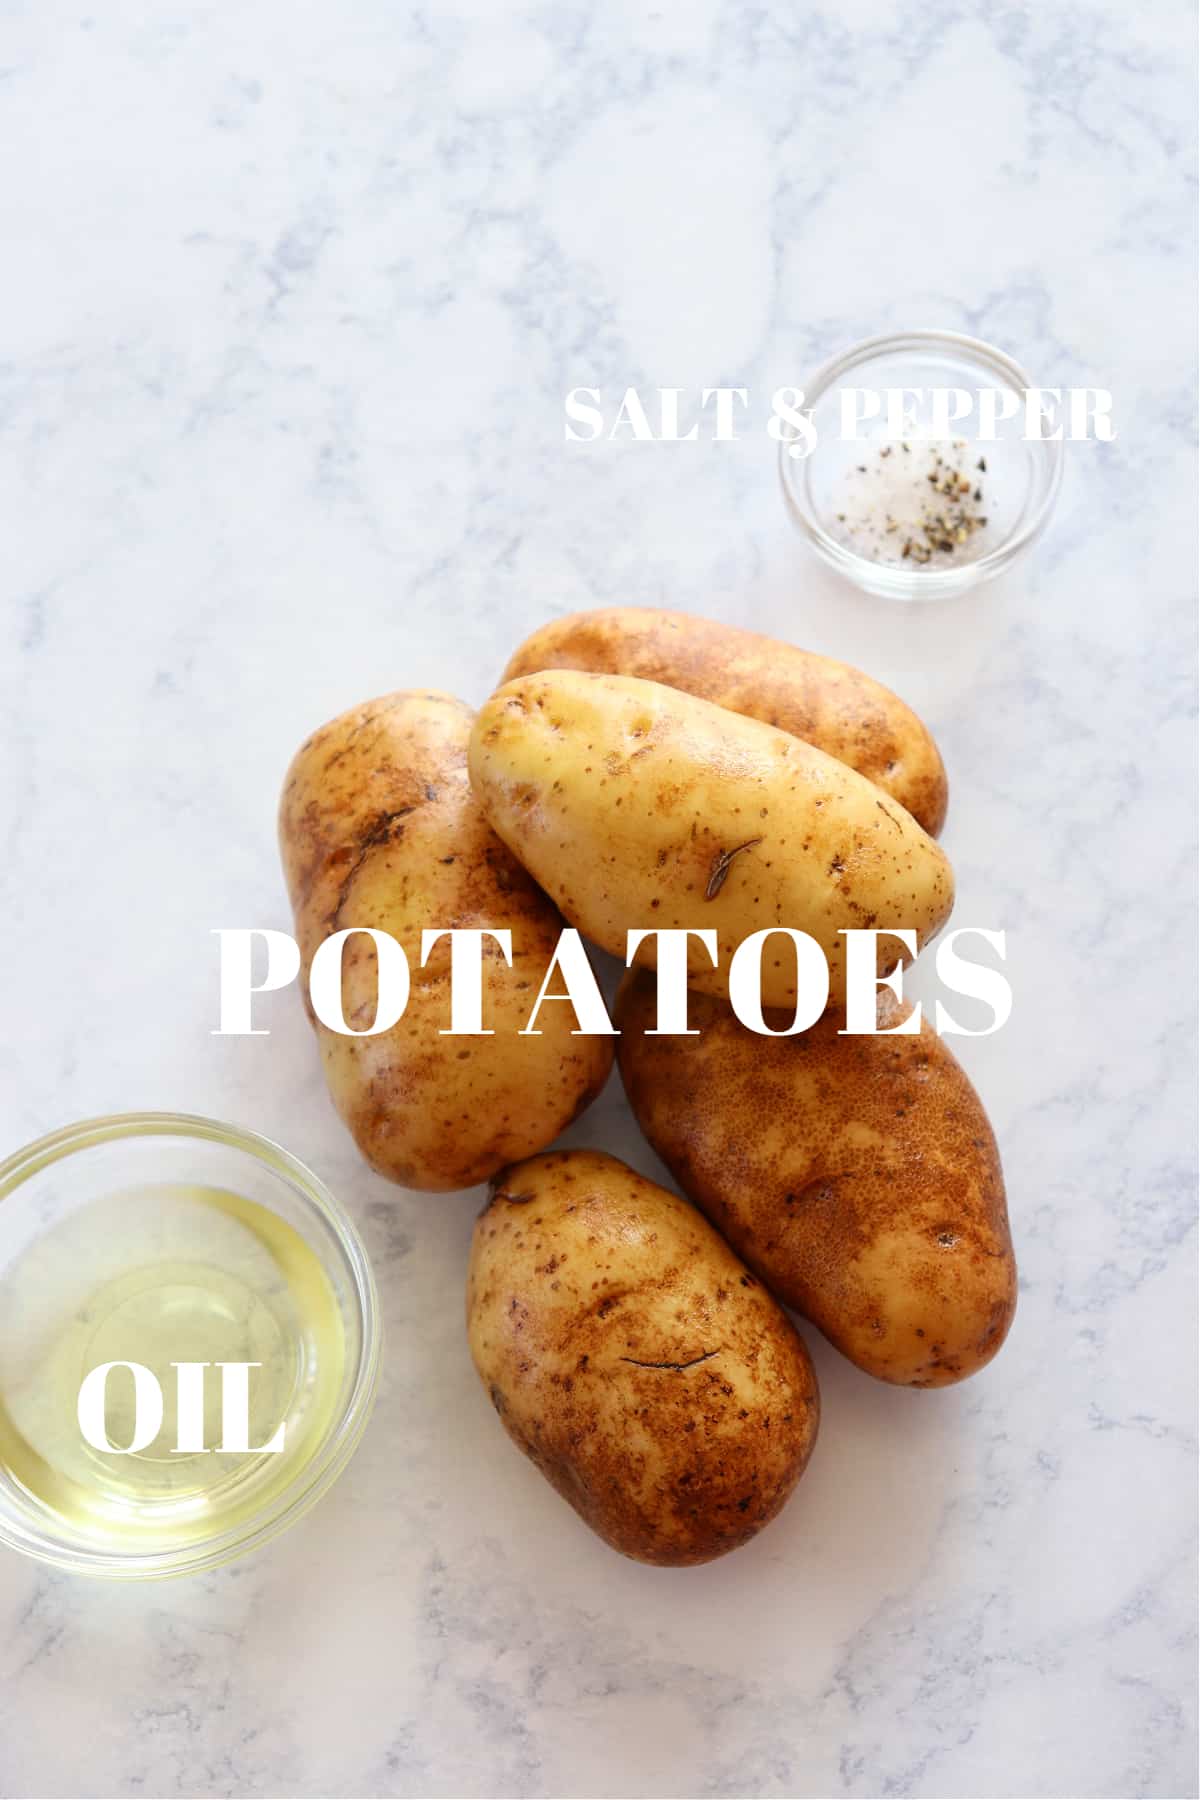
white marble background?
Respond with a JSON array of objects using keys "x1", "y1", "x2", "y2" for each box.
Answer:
[{"x1": 1, "y1": 2, "x2": 1196, "y2": 1796}]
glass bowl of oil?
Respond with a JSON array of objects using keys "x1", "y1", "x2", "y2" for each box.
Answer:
[{"x1": 0, "y1": 1113, "x2": 380, "y2": 1579}]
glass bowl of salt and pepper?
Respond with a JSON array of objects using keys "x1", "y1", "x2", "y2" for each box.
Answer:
[{"x1": 779, "y1": 329, "x2": 1063, "y2": 601}]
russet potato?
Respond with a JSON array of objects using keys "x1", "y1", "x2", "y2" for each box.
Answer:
[
  {"x1": 278, "y1": 690, "x2": 612, "y2": 1191},
  {"x1": 501, "y1": 606, "x2": 949, "y2": 836},
  {"x1": 616, "y1": 972, "x2": 1016, "y2": 1386},
  {"x1": 467, "y1": 1149, "x2": 820, "y2": 1564},
  {"x1": 468, "y1": 671, "x2": 955, "y2": 1013}
]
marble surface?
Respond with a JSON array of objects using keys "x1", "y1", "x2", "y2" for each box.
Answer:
[{"x1": 1, "y1": 3, "x2": 1196, "y2": 1796}]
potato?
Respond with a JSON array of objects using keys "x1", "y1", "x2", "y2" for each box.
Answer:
[
  {"x1": 278, "y1": 691, "x2": 612, "y2": 1191},
  {"x1": 616, "y1": 972, "x2": 1016, "y2": 1386},
  {"x1": 502, "y1": 606, "x2": 948, "y2": 836},
  {"x1": 467, "y1": 1149, "x2": 819, "y2": 1564},
  {"x1": 468, "y1": 671, "x2": 954, "y2": 1013}
]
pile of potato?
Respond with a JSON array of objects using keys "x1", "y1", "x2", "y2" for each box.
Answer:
[{"x1": 279, "y1": 607, "x2": 1016, "y2": 1567}]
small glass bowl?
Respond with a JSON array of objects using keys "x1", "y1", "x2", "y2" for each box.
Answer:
[
  {"x1": 779, "y1": 329, "x2": 1064, "y2": 601},
  {"x1": 0, "y1": 1113, "x2": 381, "y2": 1580}
]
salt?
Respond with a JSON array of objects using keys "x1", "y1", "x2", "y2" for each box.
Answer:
[{"x1": 829, "y1": 438, "x2": 991, "y2": 567}]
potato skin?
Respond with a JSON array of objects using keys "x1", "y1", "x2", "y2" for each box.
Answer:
[
  {"x1": 502, "y1": 607, "x2": 948, "y2": 836},
  {"x1": 468, "y1": 671, "x2": 954, "y2": 1013},
  {"x1": 467, "y1": 1149, "x2": 819, "y2": 1564},
  {"x1": 616, "y1": 972, "x2": 1016, "y2": 1387},
  {"x1": 278, "y1": 691, "x2": 612, "y2": 1191}
]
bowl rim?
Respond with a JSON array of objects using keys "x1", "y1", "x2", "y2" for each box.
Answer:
[
  {"x1": 0, "y1": 1111, "x2": 382, "y2": 1580},
  {"x1": 778, "y1": 327, "x2": 1065, "y2": 597}
]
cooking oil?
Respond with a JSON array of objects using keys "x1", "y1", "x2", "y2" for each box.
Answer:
[{"x1": 0, "y1": 1183, "x2": 345, "y2": 1547}]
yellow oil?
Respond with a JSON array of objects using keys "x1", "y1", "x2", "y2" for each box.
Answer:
[{"x1": 0, "y1": 1184, "x2": 345, "y2": 1547}]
